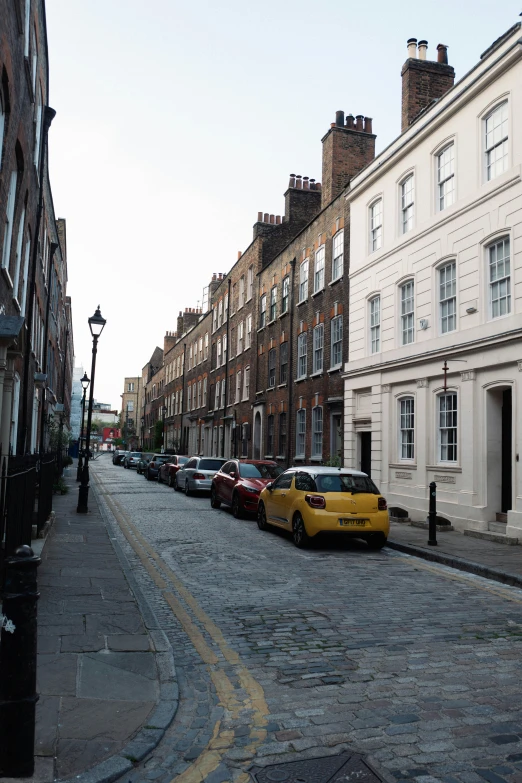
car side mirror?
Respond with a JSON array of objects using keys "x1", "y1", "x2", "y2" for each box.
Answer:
[
  {"x1": 230, "y1": 471, "x2": 236, "y2": 478},
  {"x1": 266, "y1": 482, "x2": 273, "y2": 491}
]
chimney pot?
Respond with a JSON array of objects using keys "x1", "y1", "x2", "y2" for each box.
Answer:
[
  {"x1": 237, "y1": 250, "x2": 241, "y2": 259},
  {"x1": 296, "y1": 176, "x2": 302, "y2": 189},
  {"x1": 364, "y1": 117, "x2": 373, "y2": 134},
  {"x1": 270, "y1": 214, "x2": 275, "y2": 224},
  {"x1": 276, "y1": 215, "x2": 281, "y2": 224},
  {"x1": 335, "y1": 110, "x2": 344, "y2": 126},
  {"x1": 355, "y1": 115, "x2": 364, "y2": 131},
  {"x1": 346, "y1": 114, "x2": 354, "y2": 129},
  {"x1": 257, "y1": 211, "x2": 262, "y2": 222},
  {"x1": 407, "y1": 37, "x2": 417, "y2": 58},
  {"x1": 289, "y1": 174, "x2": 296, "y2": 187},
  {"x1": 437, "y1": 43, "x2": 448, "y2": 64},
  {"x1": 418, "y1": 39, "x2": 428, "y2": 60},
  {"x1": 303, "y1": 176, "x2": 309, "y2": 190},
  {"x1": 263, "y1": 212, "x2": 269, "y2": 222}
]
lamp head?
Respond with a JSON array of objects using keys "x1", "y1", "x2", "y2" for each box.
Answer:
[
  {"x1": 88, "y1": 306, "x2": 106, "y2": 338},
  {"x1": 80, "y1": 372, "x2": 90, "y2": 391}
]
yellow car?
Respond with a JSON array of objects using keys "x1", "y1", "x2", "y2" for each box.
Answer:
[{"x1": 257, "y1": 466, "x2": 389, "y2": 549}]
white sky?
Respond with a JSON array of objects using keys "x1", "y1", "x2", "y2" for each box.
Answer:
[{"x1": 45, "y1": 0, "x2": 520, "y2": 410}]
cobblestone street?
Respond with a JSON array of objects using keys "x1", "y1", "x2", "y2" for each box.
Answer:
[{"x1": 92, "y1": 458, "x2": 522, "y2": 783}]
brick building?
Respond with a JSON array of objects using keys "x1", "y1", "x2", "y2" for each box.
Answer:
[
  {"x1": 120, "y1": 375, "x2": 140, "y2": 447},
  {"x1": 141, "y1": 347, "x2": 164, "y2": 451}
]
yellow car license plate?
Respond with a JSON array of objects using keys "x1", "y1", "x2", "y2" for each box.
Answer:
[{"x1": 339, "y1": 518, "x2": 368, "y2": 527}]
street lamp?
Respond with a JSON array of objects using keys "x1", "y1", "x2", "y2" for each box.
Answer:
[
  {"x1": 77, "y1": 306, "x2": 106, "y2": 513},
  {"x1": 76, "y1": 372, "x2": 90, "y2": 482},
  {"x1": 162, "y1": 404, "x2": 167, "y2": 453}
]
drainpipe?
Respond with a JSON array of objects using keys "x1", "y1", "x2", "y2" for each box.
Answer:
[
  {"x1": 20, "y1": 106, "x2": 56, "y2": 454},
  {"x1": 221, "y1": 277, "x2": 231, "y2": 457},
  {"x1": 287, "y1": 258, "x2": 296, "y2": 468},
  {"x1": 38, "y1": 242, "x2": 58, "y2": 455}
]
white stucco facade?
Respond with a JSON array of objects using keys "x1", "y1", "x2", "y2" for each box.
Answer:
[{"x1": 343, "y1": 25, "x2": 522, "y2": 534}]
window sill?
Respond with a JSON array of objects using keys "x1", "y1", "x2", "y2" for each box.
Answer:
[
  {"x1": 295, "y1": 376, "x2": 307, "y2": 383},
  {"x1": 264, "y1": 454, "x2": 274, "y2": 460},
  {"x1": 310, "y1": 456, "x2": 323, "y2": 462},
  {"x1": 277, "y1": 383, "x2": 288, "y2": 389},
  {"x1": 389, "y1": 462, "x2": 417, "y2": 470},
  {"x1": 257, "y1": 326, "x2": 265, "y2": 333},
  {"x1": 267, "y1": 319, "x2": 276, "y2": 327},
  {"x1": 266, "y1": 386, "x2": 275, "y2": 392},
  {"x1": 426, "y1": 464, "x2": 462, "y2": 473},
  {"x1": 279, "y1": 311, "x2": 289, "y2": 319},
  {"x1": 297, "y1": 299, "x2": 307, "y2": 307},
  {"x1": 12, "y1": 297, "x2": 20, "y2": 312},
  {"x1": 294, "y1": 456, "x2": 305, "y2": 462},
  {"x1": 329, "y1": 276, "x2": 343, "y2": 287},
  {"x1": 312, "y1": 288, "x2": 325, "y2": 298},
  {"x1": 328, "y1": 366, "x2": 342, "y2": 374},
  {"x1": 241, "y1": 397, "x2": 249, "y2": 402},
  {"x1": 2, "y1": 267, "x2": 13, "y2": 288},
  {"x1": 310, "y1": 371, "x2": 323, "y2": 379},
  {"x1": 275, "y1": 455, "x2": 286, "y2": 460}
]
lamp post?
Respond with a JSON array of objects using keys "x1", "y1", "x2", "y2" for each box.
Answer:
[
  {"x1": 162, "y1": 405, "x2": 167, "y2": 453},
  {"x1": 77, "y1": 307, "x2": 106, "y2": 513},
  {"x1": 76, "y1": 372, "x2": 90, "y2": 482},
  {"x1": 141, "y1": 416, "x2": 145, "y2": 450}
]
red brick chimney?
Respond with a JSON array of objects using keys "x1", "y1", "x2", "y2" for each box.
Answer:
[
  {"x1": 401, "y1": 39, "x2": 455, "y2": 132},
  {"x1": 321, "y1": 113, "x2": 376, "y2": 206}
]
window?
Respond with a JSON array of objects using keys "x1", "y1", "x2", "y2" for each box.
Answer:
[
  {"x1": 218, "y1": 299, "x2": 223, "y2": 327},
  {"x1": 237, "y1": 320, "x2": 244, "y2": 353},
  {"x1": 197, "y1": 381, "x2": 202, "y2": 408},
  {"x1": 313, "y1": 324, "x2": 324, "y2": 374},
  {"x1": 224, "y1": 292, "x2": 229, "y2": 321},
  {"x1": 331, "y1": 315, "x2": 343, "y2": 367},
  {"x1": 401, "y1": 175, "x2": 414, "y2": 234},
  {"x1": 297, "y1": 333, "x2": 307, "y2": 379},
  {"x1": 280, "y1": 341, "x2": 288, "y2": 384},
  {"x1": 188, "y1": 344, "x2": 193, "y2": 370},
  {"x1": 260, "y1": 294, "x2": 267, "y2": 328},
  {"x1": 31, "y1": 25, "x2": 37, "y2": 93},
  {"x1": 314, "y1": 246, "x2": 325, "y2": 292},
  {"x1": 370, "y1": 199, "x2": 382, "y2": 252},
  {"x1": 128, "y1": 382, "x2": 135, "y2": 392},
  {"x1": 221, "y1": 379, "x2": 226, "y2": 408},
  {"x1": 247, "y1": 265, "x2": 254, "y2": 301},
  {"x1": 215, "y1": 380, "x2": 220, "y2": 409},
  {"x1": 235, "y1": 371, "x2": 241, "y2": 404},
  {"x1": 203, "y1": 377, "x2": 207, "y2": 406},
  {"x1": 212, "y1": 306, "x2": 217, "y2": 332},
  {"x1": 127, "y1": 400, "x2": 134, "y2": 413},
  {"x1": 485, "y1": 102, "x2": 508, "y2": 181},
  {"x1": 312, "y1": 407, "x2": 323, "y2": 458},
  {"x1": 296, "y1": 409, "x2": 306, "y2": 457},
  {"x1": 399, "y1": 397, "x2": 414, "y2": 460},
  {"x1": 12, "y1": 208, "x2": 25, "y2": 300},
  {"x1": 204, "y1": 333, "x2": 209, "y2": 359},
  {"x1": 299, "y1": 260, "x2": 309, "y2": 302},
  {"x1": 2, "y1": 171, "x2": 18, "y2": 271},
  {"x1": 239, "y1": 276, "x2": 245, "y2": 308},
  {"x1": 198, "y1": 337, "x2": 203, "y2": 363},
  {"x1": 270, "y1": 286, "x2": 277, "y2": 321},
  {"x1": 439, "y1": 261, "x2": 457, "y2": 333},
  {"x1": 266, "y1": 415, "x2": 274, "y2": 455},
  {"x1": 20, "y1": 233, "x2": 31, "y2": 316},
  {"x1": 245, "y1": 314, "x2": 252, "y2": 348},
  {"x1": 489, "y1": 237, "x2": 510, "y2": 318},
  {"x1": 400, "y1": 281, "x2": 414, "y2": 345},
  {"x1": 268, "y1": 348, "x2": 276, "y2": 387},
  {"x1": 370, "y1": 297, "x2": 380, "y2": 354},
  {"x1": 0, "y1": 89, "x2": 5, "y2": 172},
  {"x1": 282, "y1": 276, "x2": 289, "y2": 313},
  {"x1": 187, "y1": 385, "x2": 192, "y2": 411},
  {"x1": 223, "y1": 334, "x2": 227, "y2": 364},
  {"x1": 243, "y1": 366, "x2": 250, "y2": 399},
  {"x1": 437, "y1": 144, "x2": 455, "y2": 211},
  {"x1": 439, "y1": 393, "x2": 457, "y2": 462},
  {"x1": 24, "y1": 0, "x2": 30, "y2": 57},
  {"x1": 332, "y1": 231, "x2": 344, "y2": 280},
  {"x1": 279, "y1": 412, "x2": 287, "y2": 456}
]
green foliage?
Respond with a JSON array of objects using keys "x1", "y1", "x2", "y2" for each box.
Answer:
[
  {"x1": 53, "y1": 477, "x2": 68, "y2": 495},
  {"x1": 324, "y1": 455, "x2": 342, "y2": 467},
  {"x1": 48, "y1": 417, "x2": 71, "y2": 450},
  {"x1": 154, "y1": 419, "x2": 164, "y2": 450}
]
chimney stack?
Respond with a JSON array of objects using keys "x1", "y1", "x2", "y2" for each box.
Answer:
[
  {"x1": 401, "y1": 37, "x2": 455, "y2": 132},
  {"x1": 321, "y1": 110, "x2": 376, "y2": 206}
]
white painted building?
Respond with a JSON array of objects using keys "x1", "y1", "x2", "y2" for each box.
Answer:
[{"x1": 343, "y1": 24, "x2": 522, "y2": 535}]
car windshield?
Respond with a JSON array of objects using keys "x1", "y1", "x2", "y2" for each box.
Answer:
[
  {"x1": 178, "y1": 457, "x2": 189, "y2": 465},
  {"x1": 155, "y1": 456, "x2": 169, "y2": 463},
  {"x1": 314, "y1": 474, "x2": 380, "y2": 494},
  {"x1": 131, "y1": 452, "x2": 141, "y2": 458},
  {"x1": 199, "y1": 459, "x2": 225, "y2": 471},
  {"x1": 239, "y1": 463, "x2": 283, "y2": 479}
]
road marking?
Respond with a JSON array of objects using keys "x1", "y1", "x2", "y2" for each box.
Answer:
[{"x1": 95, "y1": 474, "x2": 268, "y2": 782}]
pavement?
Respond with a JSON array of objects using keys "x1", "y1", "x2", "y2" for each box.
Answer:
[{"x1": 7, "y1": 460, "x2": 178, "y2": 783}]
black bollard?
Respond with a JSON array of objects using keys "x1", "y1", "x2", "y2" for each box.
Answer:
[
  {"x1": 76, "y1": 449, "x2": 83, "y2": 482},
  {"x1": 0, "y1": 545, "x2": 41, "y2": 777},
  {"x1": 428, "y1": 481, "x2": 437, "y2": 546}
]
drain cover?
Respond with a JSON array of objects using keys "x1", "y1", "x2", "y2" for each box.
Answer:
[{"x1": 250, "y1": 752, "x2": 383, "y2": 783}]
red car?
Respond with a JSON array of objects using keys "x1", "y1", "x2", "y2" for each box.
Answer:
[
  {"x1": 158, "y1": 455, "x2": 189, "y2": 487},
  {"x1": 210, "y1": 459, "x2": 283, "y2": 518}
]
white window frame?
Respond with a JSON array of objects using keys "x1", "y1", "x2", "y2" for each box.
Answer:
[
  {"x1": 215, "y1": 380, "x2": 220, "y2": 409},
  {"x1": 204, "y1": 333, "x2": 209, "y2": 359},
  {"x1": 330, "y1": 315, "x2": 342, "y2": 368},
  {"x1": 484, "y1": 101, "x2": 508, "y2": 182},
  {"x1": 216, "y1": 338, "x2": 222, "y2": 367},
  {"x1": 12, "y1": 207, "x2": 26, "y2": 303},
  {"x1": 400, "y1": 280, "x2": 415, "y2": 346},
  {"x1": 221, "y1": 378, "x2": 226, "y2": 408},
  {"x1": 297, "y1": 333, "x2": 307, "y2": 379},
  {"x1": 223, "y1": 334, "x2": 227, "y2": 364},
  {"x1": 237, "y1": 320, "x2": 244, "y2": 354},
  {"x1": 296, "y1": 409, "x2": 306, "y2": 457},
  {"x1": 282, "y1": 275, "x2": 289, "y2": 313},
  {"x1": 269, "y1": 286, "x2": 277, "y2": 322},
  {"x1": 314, "y1": 246, "x2": 325, "y2": 293},
  {"x1": 268, "y1": 348, "x2": 276, "y2": 388},
  {"x1": 369, "y1": 199, "x2": 382, "y2": 252},
  {"x1": 34, "y1": 85, "x2": 43, "y2": 168},
  {"x1": 438, "y1": 392, "x2": 458, "y2": 463},
  {"x1": 218, "y1": 299, "x2": 223, "y2": 328},
  {"x1": 247, "y1": 265, "x2": 254, "y2": 301},
  {"x1": 311, "y1": 406, "x2": 323, "y2": 458},
  {"x1": 235, "y1": 371, "x2": 241, "y2": 404},
  {"x1": 313, "y1": 324, "x2": 324, "y2": 374},
  {"x1": 436, "y1": 143, "x2": 455, "y2": 211},
  {"x1": 260, "y1": 294, "x2": 267, "y2": 328},
  {"x1": 238, "y1": 276, "x2": 245, "y2": 308},
  {"x1": 399, "y1": 396, "x2": 415, "y2": 461},
  {"x1": 242, "y1": 366, "x2": 250, "y2": 400},
  {"x1": 0, "y1": 89, "x2": 5, "y2": 172},
  {"x1": 298, "y1": 260, "x2": 309, "y2": 302},
  {"x1": 370, "y1": 296, "x2": 380, "y2": 354},
  {"x1": 2, "y1": 171, "x2": 17, "y2": 275},
  {"x1": 332, "y1": 231, "x2": 344, "y2": 280},
  {"x1": 245, "y1": 314, "x2": 252, "y2": 348},
  {"x1": 439, "y1": 261, "x2": 457, "y2": 334},
  {"x1": 400, "y1": 174, "x2": 414, "y2": 234},
  {"x1": 488, "y1": 237, "x2": 511, "y2": 319}
]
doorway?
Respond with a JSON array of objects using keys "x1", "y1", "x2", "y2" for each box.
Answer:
[
  {"x1": 501, "y1": 388, "x2": 512, "y2": 513},
  {"x1": 360, "y1": 431, "x2": 372, "y2": 477},
  {"x1": 487, "y1": 386, "x2": 512, "y2": 515},
  {"x1": 331, "y1": 412, "x2": 343, "y2": 463},
  {"x1": 253, "y1": 412, "x2": 261, "y2": 460}
]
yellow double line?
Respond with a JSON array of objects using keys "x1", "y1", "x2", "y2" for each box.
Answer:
[{"x1": 95, "y1": 477, "x2": 268, "y2": 783}]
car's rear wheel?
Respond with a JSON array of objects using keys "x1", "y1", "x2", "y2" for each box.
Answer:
[
  {"x1": 146, "y1": 469, "x2": 152, "y2": 481},
  {"x1": 257, "y1": 502, "x2": 268, "y2": 531},
  {"x1": 292, "y1": 512, "x2": 310, "y2": 548},
  {"x1": 168, "y1": 474, "x2": 174, "y2": 488},
  {"x1": 231, "y1": 493, "x2": 243, "y2": 519},
  {"x1": 366, "y1": 533, "x2": 386, "y2": 550},
  {"x1": 174, "y1": 476, "x2": 182, "y2": 492},
  {"x1": 210, "y1": 486, "x2": 221, "y2": 508},
  {"x1": 184, "y1": 481, "x2": 191, "y2": 497}
]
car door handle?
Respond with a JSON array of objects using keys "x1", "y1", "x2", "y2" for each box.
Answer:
[{"x1": 281, "y1": 493, "x2": 286, "y2": 497}]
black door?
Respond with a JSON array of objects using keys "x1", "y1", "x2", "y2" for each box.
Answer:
[
  {"x1": 501, "y1": 389, "x2": 512, "y2": 513},
  {"x1": 360, "y1": 432, "x2": 372, "y2": 477}
]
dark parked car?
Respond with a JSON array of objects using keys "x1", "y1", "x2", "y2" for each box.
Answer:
[
  {"x1": 146, "y1": 454, "x2": 171, "y2": 480},
  {"x1": 112, "y1": 450, "x2": 126, "y2": 465},
  {"x1": 210, "y1": 460, "x2": 283, "y2": 517},
  {"x1": 137, "y1": 454, "x2": 152, "y2": 475},
  {"x1": 158, "y1": 455, "x2": 189, "y2": 486},
  {"x1": 175, "y1": 457, "x2": 227, "y2": 495},
  {"x1": 123, "y1": 451, "x2": 142, "y2": 469}
]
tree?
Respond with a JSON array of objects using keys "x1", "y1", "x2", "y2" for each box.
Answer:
[{"x1": 154, "y1": 419, "x2": 164, "y2": 450}]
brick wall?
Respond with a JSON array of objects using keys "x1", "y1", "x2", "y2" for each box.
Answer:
[
  {"x1": 321, "y1": 113, "x2": 375, "y2": 206},
  {"x1": 401, "y1": 47, "x2": 455, "y2": 131}
]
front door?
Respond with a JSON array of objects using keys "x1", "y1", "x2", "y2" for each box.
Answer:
[
  {"x1": 360, "y1": 432, "x2": 372, "y2": 477},
  {"x1": 331, "y1": 412, "x2": 343, "y2": 462},
  {"x1": 502, "y1": 388, "x2": 512, "y2": 513}
]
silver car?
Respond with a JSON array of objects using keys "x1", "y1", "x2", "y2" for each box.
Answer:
[{"x1": 175, "y1": 457, "x2": 228, "y2": 496}]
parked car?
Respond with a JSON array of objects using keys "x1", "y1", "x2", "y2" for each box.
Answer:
[
  {"x1": 210, "y1": 459, "x2": 283, "y2": 518},
  {"x1": 158, "y1": 455, "x2": 189, "y2": 486},
  {"x1": 146, "y1": 454, "x2": 171, "y2": 480},
  {"x1": 256, "y1": 466, "x2": 389, "y2": 549},
  {"x1": 137, "y1": 454, "x2": 152, "y2": 475},
  {"x1": 123, "y1": 451, "x2": 142, "y2": 469},
  {"x1": 175, "y1": 457, "x2": 228, "y2": 495},
  {"x1": 112, "y1": 450, "x2": 126, "y2": 465}
]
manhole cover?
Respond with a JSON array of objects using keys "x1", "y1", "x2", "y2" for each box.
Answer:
[{"x1": 250, "y1": 752, "x2": 383, "y2": 783}]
